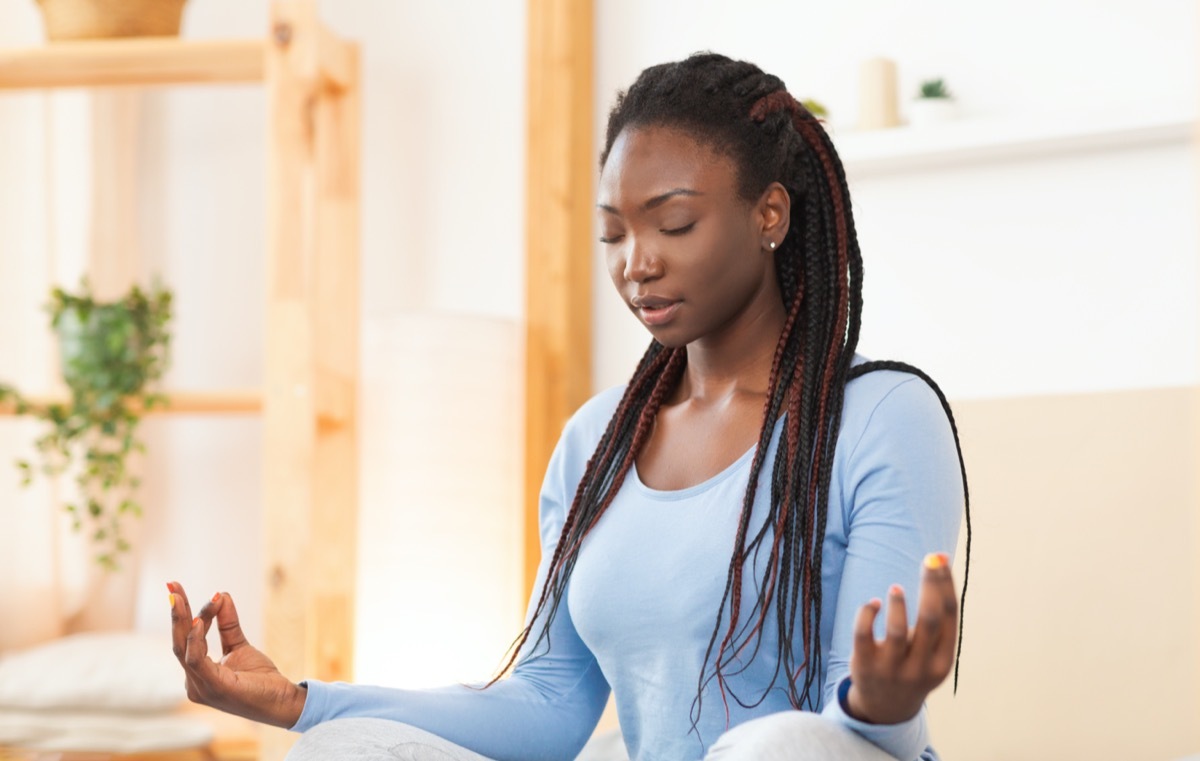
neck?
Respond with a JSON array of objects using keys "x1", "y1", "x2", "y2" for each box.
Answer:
[{"x1": 676, "y1": 287, "x2": 788, "y2": 406}]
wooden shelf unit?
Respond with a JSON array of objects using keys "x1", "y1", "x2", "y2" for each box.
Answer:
[{"x1": 0, "y1": 3, "x2": 361, "y2": 759}]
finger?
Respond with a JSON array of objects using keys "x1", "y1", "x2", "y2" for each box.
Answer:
[
  {"x1": 852, "y1": 597, "x2": 882, "y2": 663},
  {"x1": 926, "y1": 554, "x2": 960, "y2": 677},
  {"x1": 910, "y1": 555, "x2": 948, "y2": 658},
  {"x1": 183, "y1": 611, "x2": 220, "y2": 687},
  {"x1": 168, "y1": 581, "x2": 195, "y2": 665},
  {"x1": 212, "y1": 592, "x2": 249, "y2": 656},
  {"x1": 882, "y1": 584, "x2": 909, "y2": 659}
]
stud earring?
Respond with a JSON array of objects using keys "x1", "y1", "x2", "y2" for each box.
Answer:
[{"x1": 768, "y1": 241, "x2": 777, "y2": 249}]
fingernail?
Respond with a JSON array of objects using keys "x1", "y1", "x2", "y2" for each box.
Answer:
[
  {"x1": 212, "y1": 592, "x2": 221, "y2": 603},
  {"x1": 889, "y1": 584, "x2": 903, "y2": 597},
  {"x1": 169, "y1": 593, "x2": 175, "y2": 608},
  {"x1": 924, "y1": 552, "x2": 947, "y2": 570},
  {"x1": 165, "y1": 581, "x2": 173, "y2": 592},
  {"x1": 192, "y1": 617, "x2": 200, "y2": 627}
]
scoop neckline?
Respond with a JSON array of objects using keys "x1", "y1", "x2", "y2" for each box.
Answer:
[{"x1": 630, "y1": 442, "x2": 758, "y2": 501}]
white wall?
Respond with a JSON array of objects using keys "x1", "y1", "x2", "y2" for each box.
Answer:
[{"x1": 591, "y1": 0, "x2": 1198, "y2": 399}]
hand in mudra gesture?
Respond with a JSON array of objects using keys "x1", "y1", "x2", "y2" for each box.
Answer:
[
  {"x1": 168, "y1": 581, "x2": 307, "y2": 728},
  {"x1": 846, "y1": 552, "x2": 958, "y2": 725}
]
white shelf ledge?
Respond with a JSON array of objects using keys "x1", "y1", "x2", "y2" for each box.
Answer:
[{"x1": 827, "y1": 109, "x2": 1195, "y2": 177}]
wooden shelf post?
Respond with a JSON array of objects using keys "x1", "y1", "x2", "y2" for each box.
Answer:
[
  {"x1": 523, "y1": 0, "x2": 595, "y2": 596},
  {"x1": 261, "y1": 1, "x2": 360, "y2": 757}
]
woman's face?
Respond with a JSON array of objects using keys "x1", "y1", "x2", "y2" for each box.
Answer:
[{"x1": 597, "y1": 125, "x2": 787, "y2": 349}]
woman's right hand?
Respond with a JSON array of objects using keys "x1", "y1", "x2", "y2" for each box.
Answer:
[{"x1": 168, "y1": 581, "x2": 307, "y2": 728}]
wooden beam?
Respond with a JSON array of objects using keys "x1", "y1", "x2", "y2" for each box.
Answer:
[
  {"x1": 317, "y1": 23, "x2": 355, "y2": 93},
  {"x1": 524, "y1": 0, "x2": 594, "y2": 593},
  {"x1": 0, "y1": 38, "x2": 265, "y2": 90},
  {"x1": 261, "y1": 2, "x2": 321, "y2": 758},
  {"x1": 310, "y1": 36, "x2": 361, "y2": 686}
]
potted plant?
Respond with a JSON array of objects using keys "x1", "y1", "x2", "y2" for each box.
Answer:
[
  {"x1": 0, "y1": 278, "x2": 173, "y2": 570},
  {"x1": 908, "y1": 77, "x2": 959, "y2": 127},
  {"x1": 35, "y1": 0, "x2": 189, "y2": 41}
]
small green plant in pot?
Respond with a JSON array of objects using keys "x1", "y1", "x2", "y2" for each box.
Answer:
[
  {"x1": 0, "y1": 278, "x2": 173, "y2": 570},
  {"x1": 908, "y1": 77, "x2": 959, "y2": 127}
]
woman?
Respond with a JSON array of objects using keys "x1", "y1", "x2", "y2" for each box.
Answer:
[{"x1": 168, "y1": 52, "x2": 970, "y2": 761}]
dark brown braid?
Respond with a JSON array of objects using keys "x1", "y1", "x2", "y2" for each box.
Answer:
[{"x1": 484, "y1": 52, "x2": 972, "y2": 737}]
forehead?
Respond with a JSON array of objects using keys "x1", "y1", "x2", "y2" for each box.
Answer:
[{"x1": 598, "y1": 125, "x2": 738, "y2": 205}]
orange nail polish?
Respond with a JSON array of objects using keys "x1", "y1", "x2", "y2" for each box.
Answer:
[
  {"x1": 166, "y1": 581, "x2": 173, "y2": 592},
  {"x1": 192, "y1": 617, "x2": 200, "y2": 627},
  {"x1": 212, "y1": 592, "x2": 221, "y2": 603},
  {"x1": 924, "y1": 553, "x2": 946, "y2": 570},
  {"x1": 889, "y1": 584, "x2": 903, "y2": 597},
  {"x1": 169, "y1": 593, "x2": 175, "y2": 608}
]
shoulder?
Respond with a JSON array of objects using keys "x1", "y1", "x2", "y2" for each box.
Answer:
[
  {"x1": 541, "y1": 383, "x2": 626, "y2": 490},
  {"x1": 837, "y1": 354, "x2": 964, "y2": 539},
  {"x1": 536, "y1": 384, "x2": 627, "y2": 540},
  {"x1": 840, "y1": 354, "x2": 954, "y2": 462},
  {"x1": 558, "y1": 383, "x2": 626, "y2": 454}
]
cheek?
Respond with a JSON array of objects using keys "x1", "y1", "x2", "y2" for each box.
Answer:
[{"x1": 604, "y1": 245, "x2": 628, "y2": 293}]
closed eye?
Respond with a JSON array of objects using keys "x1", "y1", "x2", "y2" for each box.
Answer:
[
  {"x1": 598, "y1": 234, "x2": 624, "y2": 244},
  {"x1": 662, "y1": 222, "x2": 695, "y2": 236}
]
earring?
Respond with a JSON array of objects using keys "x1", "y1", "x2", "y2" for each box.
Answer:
[{"x1": 768, "y1": 241, "x2": 777, "y2": 249}]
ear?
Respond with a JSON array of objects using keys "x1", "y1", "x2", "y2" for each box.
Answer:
[{"x1": 756, "y1": 181, "x2": 791, "y2": 250}]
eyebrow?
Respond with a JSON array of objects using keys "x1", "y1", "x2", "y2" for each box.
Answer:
[{"x1": 597, "y1": 188, "x2": 703, "y2": 215}]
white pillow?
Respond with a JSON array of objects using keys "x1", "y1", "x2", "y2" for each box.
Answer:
[
  {"x1": 0, "y1": 708, "x2": 213, "y2": 752},
  {"x1": 0, "y1": 631, "x2": 185, "y2": 713}
]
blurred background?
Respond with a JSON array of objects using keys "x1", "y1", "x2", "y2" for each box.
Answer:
[{"x1": 0, "y1": 1, "x2": 1195, "y2": 760}]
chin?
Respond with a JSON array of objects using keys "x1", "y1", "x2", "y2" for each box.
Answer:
[{"x1": 641, "y1": 324, "x2": 693, "y2": 350}]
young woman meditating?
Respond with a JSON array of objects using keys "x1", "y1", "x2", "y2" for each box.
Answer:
[{"x1": 168, "y1": 52, "x2": 971, "y2": 761}]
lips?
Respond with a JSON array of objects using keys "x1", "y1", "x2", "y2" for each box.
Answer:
[
  {"x1": 632, "y1": 296, "x2": 682, "y2": 327},
  {"x1": 631, "y1": 294, "x2": 678, "y2": 310}
]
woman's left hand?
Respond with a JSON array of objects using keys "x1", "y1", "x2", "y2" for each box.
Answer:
[{"x1": 845, "y1": 552, "x2": 958, "y2": 725}]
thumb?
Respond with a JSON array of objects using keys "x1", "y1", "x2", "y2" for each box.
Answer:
[{"x1": 213, "y1": 592, "x2": 250, "y2": 656}]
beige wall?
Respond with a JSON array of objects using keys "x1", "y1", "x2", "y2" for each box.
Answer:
[{"x1": 925, "y1": 387, "x2": 1199, "y2": 760}]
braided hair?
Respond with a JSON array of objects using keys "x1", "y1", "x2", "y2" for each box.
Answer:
[{"x1": 489, "y1": 51, "x2": 971, "y2": 733}]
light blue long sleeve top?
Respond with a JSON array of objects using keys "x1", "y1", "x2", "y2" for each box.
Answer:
[{"x1": 292, "y1": 356, "x2": 964, "y2": 761}]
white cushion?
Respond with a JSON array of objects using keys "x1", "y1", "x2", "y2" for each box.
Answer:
[
  {"x1": 0, "y1": 631, "x2": 184, "y2": 712},
  {"x1": 0, "y1": 708, "x2": 213, "y2": 752}
]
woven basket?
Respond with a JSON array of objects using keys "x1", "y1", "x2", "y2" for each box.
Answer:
[{"x1": 36, "y1": 0, "x2": 188, "y2": 41}]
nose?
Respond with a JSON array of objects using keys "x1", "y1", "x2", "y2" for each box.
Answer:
[{"x1": 622, "y1": 237, "x2": 663, "y2": 283}]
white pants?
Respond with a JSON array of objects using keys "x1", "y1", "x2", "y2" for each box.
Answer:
[{"x1": 285, "y1": 712, "x2": 901, "y2": 761}]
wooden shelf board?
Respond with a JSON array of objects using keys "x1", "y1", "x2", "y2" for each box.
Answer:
[
  {"x1": 0, "y1": 390, "x2": 262, "y2": 416},
  {"x1": 0, "y1": 38, "x2": 266, "y2": 90}
]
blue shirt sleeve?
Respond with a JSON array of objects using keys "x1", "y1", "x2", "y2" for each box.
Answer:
[
  {"x1": 817, "y1": 375, "x2": 963, "y2": 761},
  {"x1": 289, "y1": 408, "x2": 612, "y2": 761}
]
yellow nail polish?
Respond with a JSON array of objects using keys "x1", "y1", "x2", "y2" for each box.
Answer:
[
  {"x1": 923, "y1": 553, "x2": 946, "y2": 570},
  {"x1": 169, "y1": 593, "x2": 175, "y2": 608}
]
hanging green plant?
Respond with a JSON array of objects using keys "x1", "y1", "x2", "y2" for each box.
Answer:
[{"x1": 0, "y1": 278, "x2": 173, "y2": 570}]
